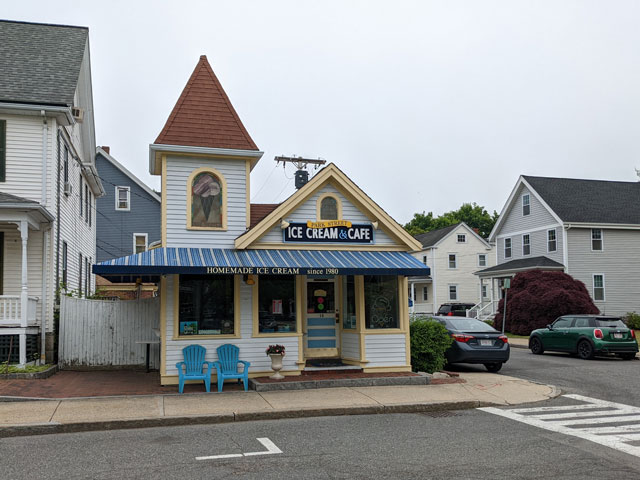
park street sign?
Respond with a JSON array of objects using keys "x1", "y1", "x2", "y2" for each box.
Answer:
[{"x1": 283, "y1": 221, "x2": 374, "y2": 244}]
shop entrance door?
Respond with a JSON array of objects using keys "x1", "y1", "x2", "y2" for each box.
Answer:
[{"x1": 304, "y1": 278, "x2": 339, "y2": 358}]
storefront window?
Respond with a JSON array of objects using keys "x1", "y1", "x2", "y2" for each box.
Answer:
[
  {"x1": 179, "y1": 275, "x2": 234, "y2": 335},
  {"x1": 258, "y1": 275, "x2": 297, "y2": 333},
  {"x1": 342, "y1": 276, "x2": 357, "y2": 329},
  {"x1": 364, "y1": 275, "x2": 399, "y2": 329}
]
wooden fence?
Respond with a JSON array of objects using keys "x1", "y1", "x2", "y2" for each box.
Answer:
[{"x1": 59, "y1": 296, "x2": 160, "y2": 369}]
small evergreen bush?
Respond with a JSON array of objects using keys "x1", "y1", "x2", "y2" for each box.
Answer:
[
  {"x1": 624, "y1": 312, "x2": 640, "y2": 330},
  {"x1": 410, "y1": 318, "x2": 453, "y2": 373}
]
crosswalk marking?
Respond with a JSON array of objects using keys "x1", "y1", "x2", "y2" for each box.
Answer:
[{"x1": 479, "y1": 394, "x2": 640, "y2": 458}]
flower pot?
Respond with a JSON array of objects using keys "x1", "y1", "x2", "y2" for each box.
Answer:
[{"x1": 268, "y1": 353, "x2": 285, "y2": 380}]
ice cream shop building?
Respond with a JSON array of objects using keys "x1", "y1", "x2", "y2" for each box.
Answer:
[{"x1": 94, "y1": 56, "x2": 429, "y2": 385}]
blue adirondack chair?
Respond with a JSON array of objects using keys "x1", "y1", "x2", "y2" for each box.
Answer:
[
  {"x1": 175, "y1": 345, "x2": 214, "y2": 394},
  {"x1": 213, "y1": 344, "x2": 250, "y2": 392}
]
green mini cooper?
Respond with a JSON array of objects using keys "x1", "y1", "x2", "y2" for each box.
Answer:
[{"x1": 529, "y1": 315, "x2": 638, "y2": 360}]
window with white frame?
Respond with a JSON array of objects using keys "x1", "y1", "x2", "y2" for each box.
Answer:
[
  {"x1": 593, "y1": 274, "x2": 605, "y2": 301},
  {"x1": 449, "y1": 285, "x2": 458, "y2": 301},
  {"x1": 457, "y1": 234, "x2": 466, "y2": 243},
  {"x1": 448, "y1": 254, "x2": 457, "y2": 269},
  {"x1": 116, "y1": 186, "x2": 130, "y2": 211},
  {"x1": 522, "y1": 194, "x2": 530, "y2": 216},
  {"x1": 482, "y1": 284, "x2": 488, "y2": 299},
  {"x1": 522, "y1": 234, "x2": 531, "y2": 256},
  {"x1": 478, "y1": 254, "x2": 487, "y2": 267},
  {"x1": 422, "y1": 255, "x2": 427, "y2": 265},
  {"x1": 133, "y1": 233, "x2": 148, "y2": 254},
  {"x1": 422, "y1": 286, "x2": 428, "y2": 301},
  {"x1": 548, "y1": 229, "x2": 557, "y2": 252},
  {"x1": 504, "y1": 238, "x2": 512, "y2": 258},
  {"x1": 591, "y1": 229, "x2": 603, "y2": 251}
]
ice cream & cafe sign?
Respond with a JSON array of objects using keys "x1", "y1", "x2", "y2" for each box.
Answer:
[{"x1": 283, "y1": 220, "x2": 374, "y2": 244}]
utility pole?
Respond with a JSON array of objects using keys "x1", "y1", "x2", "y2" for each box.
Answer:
[{"x1": 275, "y1": 155, "x2": 326, "y2": 189}]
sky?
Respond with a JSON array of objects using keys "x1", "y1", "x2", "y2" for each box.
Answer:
[{"x1": 5, "y1": 1, "x2": 640, "y2": 225}]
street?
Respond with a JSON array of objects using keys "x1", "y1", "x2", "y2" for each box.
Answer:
[{"x1": 1, "y1": 349, "x2": 639, "y2": 479}]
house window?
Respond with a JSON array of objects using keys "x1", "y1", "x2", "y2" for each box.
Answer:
[
  {"x1": 593, "y1": 274, "x2": 605, "y2": 301},
  {"x1": 89, "y1": 192, "x2": 92, "y2": 227},
  {"x1": 504, "y1": 238, "x2": 512, "y2": 258},
  {"x1": 190, "y1": 171, "x2": 224, "y2": 228},
  {"x1": 78, "y1": 253, "x2": 83, "y2": 296},
  {"x1": 422, "y1": 255, "x2": 427, "y2": 265},
  {"x1": 133, "y1": 234, "x2": 148, "y2": 254},
  {"x1": 422, "y1": 286, "x2": 428, "y2": 301},
  {"x1": 178, "y1": 275, "x2": 235, "y2": 336},
  {"x1": 63, "y1": 145, "x2": 69, "y2": 184},
  {"x1": 478, "y1": 254, "x2": 487, "y2": 267},
  {"x1": 319, "y1": 196, "x2": 339, "y2": 220},
  {"x1": 448, "y1": 254, "x2": 457, "y2": 269},
  {"x1": 591, "y1": 229, "x2": 603, "y2": 251},
  {"x1": 364, "y1": 275, "x2": 399, "y2": 329},
  {"x1": 449, "y1": 285, "x2": 458, "y2": 301},
  {"x1": 0, "y1": 119, "x2": 6, "y2": 182},
  {"x1": 457, "y1": 234, "x2": 466, "y2": 243},
  {"x1": 115, "y1": 186, "x2": 130, "y2": 211},
  {"x1": 85, "y1": 184, "x2": 89, "y2": 222},
  {"x1": 257, "y1": 275, "x2": 297, "y2": 334},
  {"x1": 522, "y1": 234, "x2": 531, "y2": 256},
  {"x1": 79, "y1": 175, "x2": 83, "y2": 217},
  {"x1": 62, "y1": 242, "x2": 68, "y2": 287},
  {"x1": 548, "y1": 229, "x2": 557, "y2": 252},
  {"x1": 482, "y1": 284, "x2": 488, "y2": 299},
  {"x1": 522, "y1": 194, "x2": 530, "y2": 216}
]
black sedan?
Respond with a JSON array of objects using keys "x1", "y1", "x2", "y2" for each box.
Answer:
[{"x1": 432, "y1": 316, "x2": 510, "y2": 372}]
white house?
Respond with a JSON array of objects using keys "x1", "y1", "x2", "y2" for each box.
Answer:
[
  {"x1": 409, "y1": 222, "x2": 495, "y2": 316},
  {"x1": 0, "y1": 20, "x2": 104, "y2": 365}
]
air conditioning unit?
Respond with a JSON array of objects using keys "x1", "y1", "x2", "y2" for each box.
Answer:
[
  {"x1": 64, "y1": 181, "x2": 73, "y2": 196},
  {"x1": 71, "y1": 107, "x2": 84, "y2": 123}
]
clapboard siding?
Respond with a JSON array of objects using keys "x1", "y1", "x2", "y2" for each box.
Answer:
[
  {"x1": 500, "y1": 184, "x2": 558, "y2": 234},
  {"x1": 566, "y1": 228, "x2": 640, "y2": 316},
  {"x1": 341, "y1": 332, "x2": 359, "y2": 359},
  {"x1": 95, "y1": 153, "x2": 161, "y2": 262},
  {"x1": 497, "y1": 227, "x2": 564, "y2": 265},
  {"x1": 165, "y1": 157, "x2": 247, "y2": 248},
  {"x1": 256, "y1": 184, "x2": 396, "y2": 246},
  {"x1": 164, "y1": 275, "x2": 300, "y2": 376},
  {"x1": 365, "y1": 334, "x2": 406, "y2": 367}
]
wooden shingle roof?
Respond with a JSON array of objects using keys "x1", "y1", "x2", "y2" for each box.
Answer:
[{"x1": 154, "y1": 55, "x2": 258, "y2": 151}]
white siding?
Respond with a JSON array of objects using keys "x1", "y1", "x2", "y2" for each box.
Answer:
[
  {"x1": 364, "y1": 334, "x2": 406, "y2": 367},
  {"x1": 165, "y1": 157, "x2": 247, "y2": 248},
  {"x1": 341, "y1": 332, "x2": 359, "y2": 360},
  {"x1": 256, "y1": 184, "x2": 396, "y2": 246},
  {"x1": 567, "y1": 228, "x2": 640, "y2": 316}
]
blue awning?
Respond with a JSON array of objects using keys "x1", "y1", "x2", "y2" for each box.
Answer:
[{"x1": 93, "y1": 247, "x2": 430, "y2": 281}]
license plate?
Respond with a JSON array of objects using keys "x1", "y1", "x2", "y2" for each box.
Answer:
[
  {"x1": 613, "y1": 333, "x2": 623, "y2": 339},
  {"x1": 480, "y1": 339, "x2": 493, "y2": 346}
]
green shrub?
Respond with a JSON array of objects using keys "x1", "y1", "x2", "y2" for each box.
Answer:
[
  {"x1": 624, "y1": 312, "x2": 640, "y2": 330},
  {"x1": 410, "y1": 318, "x2": 453, "y2": 373}
]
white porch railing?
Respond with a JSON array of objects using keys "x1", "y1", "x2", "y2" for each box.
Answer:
[
  {"x1": 467, "y1": 300, "x2": 499, "y2": 321},
  {"x1": 0, "y1": 296, "x2": 39, "y2": 326}
]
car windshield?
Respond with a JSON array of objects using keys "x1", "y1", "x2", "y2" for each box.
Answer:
[
  {"x1": 447, "y1": 318, "x2": 497, "y2": 332},
  {"x1": 595, "y1": 318, "x2": 627, "y2": 328}
]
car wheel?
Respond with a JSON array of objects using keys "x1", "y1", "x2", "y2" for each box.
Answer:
[
  {"x1": 620, "y1": 353, "x2": 636, "y2": 360},
  {"x1": 577, "y1": 340, "x2": 594, "y2": 360},
  {"x1": 484, "y1": 362, "x2": 503, "y2": 373},
  {"x1": 530, "y1": 337, "x2": 544, "y2": 355}
]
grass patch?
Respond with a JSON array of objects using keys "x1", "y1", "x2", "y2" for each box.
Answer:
[{"x1": 1, "y1": 364, "x2": 53, "y2": 374}]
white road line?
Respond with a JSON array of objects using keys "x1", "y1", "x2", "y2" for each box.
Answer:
[
  {"x1": 479, "y1": 395, "x2": 640, "y2": 459},
  {"x1": 196, "y1": 437, "x2": 283, "y2": 461}
]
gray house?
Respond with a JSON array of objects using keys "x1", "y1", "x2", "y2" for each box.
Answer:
[
  {"x1": 473, "y1": 175, "x2": 640, "y2": 319},
  {"x1": 95, "y1": 147, "x2": 160, "y2": 262}
]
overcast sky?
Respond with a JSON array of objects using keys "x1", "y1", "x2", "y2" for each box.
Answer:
[{"x1": 5, "y1": 1, "x2": 640, "y2": 224}]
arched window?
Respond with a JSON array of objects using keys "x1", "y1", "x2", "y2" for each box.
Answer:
[
  {"x1": 190, "y1": 171, "x2": 224, "y2": 229},
  {"x1": 319, "y1": 195, "x2": 339, "y2": 220}
]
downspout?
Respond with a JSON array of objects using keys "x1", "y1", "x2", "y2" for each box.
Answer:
[
  {"x1": 40, "y1": 111, "x2": 48, "y2": 364},
  {"x1": 563, "y1": 224, "x2": 570, "y2": 274},
  {"x1": 41, "y1": 111, "x2": 47, "y2": 204}
]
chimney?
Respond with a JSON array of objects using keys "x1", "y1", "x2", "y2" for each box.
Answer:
[{"x1": 102, "y1": 146, "x2": 110, "y2": 154}]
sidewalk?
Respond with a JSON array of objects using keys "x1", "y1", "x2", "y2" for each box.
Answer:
[{"x1": 0, "y1": 372, "x2": 559, "y2": 437}]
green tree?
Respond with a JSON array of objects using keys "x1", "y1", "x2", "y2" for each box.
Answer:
[{"x1": 404, "y1": 203, "x2": 498, "y2": 238}]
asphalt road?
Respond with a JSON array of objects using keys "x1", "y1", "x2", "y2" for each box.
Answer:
[{"x1": 1, "y1": 348, "x2": 639, "y2": 479}]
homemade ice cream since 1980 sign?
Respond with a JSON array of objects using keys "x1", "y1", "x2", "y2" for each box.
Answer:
[{"x1": 283, "y1": 221, "x2": 375, "y2": 244}]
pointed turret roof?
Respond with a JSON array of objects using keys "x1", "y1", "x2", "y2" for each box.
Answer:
[{"x1": 154, "y1": 55, "x2": 258, "y2": 151}]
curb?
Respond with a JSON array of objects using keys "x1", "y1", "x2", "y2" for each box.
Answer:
[
  {"x1": 250, "y1": 374, "x2": 430, "y2": 392},
  {"x1": 0, "y1": 400, "x2": 492, "y2": 438}
]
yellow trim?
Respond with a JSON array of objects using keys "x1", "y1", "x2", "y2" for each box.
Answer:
[
  {"x1": 248, "y1": 243, "x2": 407, "y2": 251},
  {"x1": 363, "y1": 328, "x2": 406, "y2": 335},
  {"x1": 251, "y1": 275, "x2": 300, "y2": 338},
  {"x1": 399, "y1": 276, "x2": 411, "y2": 366},
  {"x1": 160, "y1": 277, "x2": 167, "y2": 376},
  {"x1": 97, "y1": 285, "x2": 157, "y2": 292},
  {"x1": 234, "y1": 164, "x2": 423, "y2": 251},
  {"x1": 362, "y1": 365, "x2": 412, "y2": 373},
  {"x1": 186, "y1": 167, "x2": 228, "y2": 231},
  {"x1": 161, "y1": 155, "x2": 167, "y2": 245},
  {"x1": 316, "y1": 192, "x2": 342, "y2": 221},
  {"x1": 171, "y1": 274, "x2": 241, "y2": 340},
  {"x1": 245, "y1": 159, "x2": 251, "y2": 229}
]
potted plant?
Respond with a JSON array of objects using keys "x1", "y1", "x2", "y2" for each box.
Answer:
[{"x1": 266, "y1": 344, "x2": 286, "y2": 379}]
